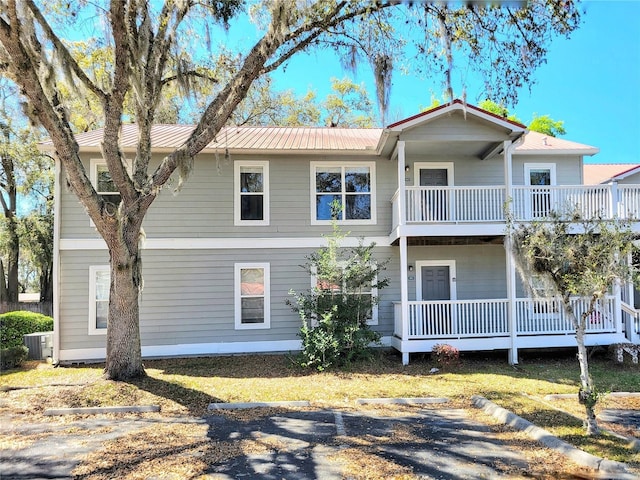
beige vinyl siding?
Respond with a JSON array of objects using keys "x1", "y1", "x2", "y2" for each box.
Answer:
[
  {"x1": 58, "y1": 246, "x2": 398, "y2": 353},
  {"x1": 407, "y1": 245, "x2": 507, "y2": 301},
  {"x1": 60, "y1": 153, "x2": 395, "y2": 239}
]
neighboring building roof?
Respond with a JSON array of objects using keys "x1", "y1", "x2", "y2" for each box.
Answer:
[
  {"x1": 611, "y1": 164, "x2": 640, "y2": 181},
  {"x1": 583, "y1": 163, "x2": 640, "y2": 185},
  {"x1": 63, "y1": 124, "x2": 383, "y2": 154},
  {"x1": 514, "y1": 130, "x2": 599, "y2": 156}
]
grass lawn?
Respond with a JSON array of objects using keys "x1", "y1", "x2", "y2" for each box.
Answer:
[{"x1": 1, "y1": 348, "x2": 639, "y2": 479}]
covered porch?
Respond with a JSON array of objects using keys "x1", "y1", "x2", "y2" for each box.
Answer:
[{"x1": 391, "y1": 295, "x2": 637, "y2": 364}]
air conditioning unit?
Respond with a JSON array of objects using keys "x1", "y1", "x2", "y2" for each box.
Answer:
[{"x1": 23, "y1": 332, "x2": 53, "y2": 360}]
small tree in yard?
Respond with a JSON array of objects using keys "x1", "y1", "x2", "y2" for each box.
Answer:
[
  {"x1": 508, "y1": 212, "x2": 639, "y2": 435},
  {"x1": 288, "y1": 218, "x2": 388, "y2": 371}
]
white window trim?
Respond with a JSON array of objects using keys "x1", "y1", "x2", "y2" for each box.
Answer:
[
  {"x1": 88, "y1": 265, "x2": 109, "y2": 336},
  {"x1": 524, "y1": 163, "x2": 557, "y2": 186},
  {"x1": 413, "y1": 162, "x2": 455, "y2": 187},
  {"x1": 415, "y1": 260, "x2": 457, "y2": 302},
  {"x1": 235, "y1": 262, "x2": 271, "y2": 330},
  {"x1": 89, "y1": 158, "x2": 131, "y2": 226},
  {"x1": 310, "y1": 263, "x2": 379, "y2": 325},
  {"x1": 310, "y1": 161, "x2": 376, "y2": 225},
  {"x1": 234, "y1": 160, "x2": 270, "y2": 226}
]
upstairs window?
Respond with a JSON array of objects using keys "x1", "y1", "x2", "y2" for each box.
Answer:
[
  {"x1": 235, "y1": 161, "x2": 269, "y2": 226},
  {"x1": 90, "y1": 159, "x2": 121, "y2": 206},
  {"x1": 311, "y1": 163, "x2": 375, "y2": 224}
]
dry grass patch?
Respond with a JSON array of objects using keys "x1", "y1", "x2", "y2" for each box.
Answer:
[{"x1": 331, "y1": 447, "x2": 417, "y2": 480}]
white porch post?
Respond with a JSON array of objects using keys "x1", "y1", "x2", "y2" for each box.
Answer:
[
  {"x1": 400, "y1": 235, "x2": 409, "y2": 365},
  {"x1": 397, "y1": 140, "x2": 407, "y2": 230},
  {"x1": 397, "y1": 140, "x2": 410, "y2": 365},
  {"x1": 610, "y1": 181, "x2": 619, "y2": 218},
  {"x1": 503, "y1": 140, "x2": 518, "y2": 364}
]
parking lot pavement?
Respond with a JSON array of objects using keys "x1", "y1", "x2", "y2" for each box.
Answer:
[
  {"x1": 203, "y1": 407, "x2": 529, "y2": 479},
  {"x1": 0, "y1": 405, "x2": 558, "y2": 479},
  {"x1": 599, "y1": 409, "x2": 640, "y2": 432}
]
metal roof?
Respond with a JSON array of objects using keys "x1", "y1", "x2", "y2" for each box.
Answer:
[
  {"x1": 46, "y1": 118, "x2": 598, "y2": 157},
  {"x1": 66, "y1": 124, "x2": 383, "y2": 153}
]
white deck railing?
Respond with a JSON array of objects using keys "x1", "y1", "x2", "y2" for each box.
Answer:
[
  {"x1": 406, "y1": 299, "x2": 509, "y2": 339},
  {"x1": 511, "y1": 185, "x2": 612, "y2": 221},
  {"x1": 515, "y1": 296, "x2": 616, "y2": 334},
  {"x1": 619, "y1": 185, "x2": 640, "y2": 219},
  {"x1": 391, "y1": 185, "x2": 640, "y2": 229},
  {"x1": 399, "y1": 296, "x2": 617, "y2": 340},
  {"x1": 404, "y1": 186, "x2": 506, "y2": 223}
]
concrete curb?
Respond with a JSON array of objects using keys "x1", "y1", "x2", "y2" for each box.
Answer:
[
  {"x1": 356, "y1": 397, "x2": 449, "y2": 405},
  {"x1": 44, "y1": 405, "x2": 160, "y2": 416},
  {"x1": 208, "y1": 400, "x2": 311, "y2": 410},
  {"x1": 472, "y1": 395, "x2": 631, "y2": 477},
  {"x1": 544, "y1": 392, "x2": 640, "y2": 401}
]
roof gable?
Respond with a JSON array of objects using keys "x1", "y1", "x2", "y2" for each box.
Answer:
[{"x1": 386, "y1": 99, "x2": 527, "y2": 133}]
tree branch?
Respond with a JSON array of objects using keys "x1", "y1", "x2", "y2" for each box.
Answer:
[{"x1": 23, "y1": 0, "x2": 107, "y2": 104}]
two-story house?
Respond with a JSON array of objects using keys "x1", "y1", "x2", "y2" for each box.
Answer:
[{"x1": 49, "y1": 100, "x2": 640, "y2": 365}]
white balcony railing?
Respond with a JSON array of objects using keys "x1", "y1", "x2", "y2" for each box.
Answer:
[
  {"x1": 391, "y1": 184, "x2": 640, "y2": 229},
  {"x1": 511, "y1": 185, "x2": 612, "y2": 221},
  {"x1": 399, "y1": 296, "x2": 617, "y2": 340},
  {"x1": 619, "y1": 185, "x2": 640, "y2": 219},
  {"x1": 404, "y1": 186, "x2": 506, "y2": 223}
]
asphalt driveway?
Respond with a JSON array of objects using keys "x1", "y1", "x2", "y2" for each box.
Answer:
[{"x1": 2, "y1": 406, "x2": 530, "y2": 480}]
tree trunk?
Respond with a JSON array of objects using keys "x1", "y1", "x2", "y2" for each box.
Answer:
[
  {"x1": 0, "y1": 259, "x2": 7, "y2": 302},
  {"x1": 6, "y1": 214, "x2": 19, "y2": 302},
  {"x1": 103, "y1": 231, "x2": 145, "y2": 380},
  {"x1": 40, "y1": 262, "x2": 53, "y2": 303},
  {"x1": 575, "y1": 324, "x2": 600, "y2": 435}
]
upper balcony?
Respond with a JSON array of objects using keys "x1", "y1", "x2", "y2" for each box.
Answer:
[{"x1": 390, "y1": 184, "x2": 640, "y2": 240}]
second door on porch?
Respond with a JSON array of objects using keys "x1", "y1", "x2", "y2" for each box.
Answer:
[
  {"x1": 417, "y1": 261, "x2": 456, "y2": 337},
  {"x1": 415, "y1": 163, "x2": 453, "y2": 222}
]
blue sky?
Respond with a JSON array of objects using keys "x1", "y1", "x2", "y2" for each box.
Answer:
[{"x1": 263, "y1": 1, "x2": 639, "y2": 165}]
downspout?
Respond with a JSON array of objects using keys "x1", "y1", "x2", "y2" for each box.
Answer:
[{"x1": 52, "y1": 156, "x2": 61, "y2": 364}]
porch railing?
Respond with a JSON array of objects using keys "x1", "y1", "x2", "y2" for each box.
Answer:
[
  {"x1": 400, "y1": 296, "x2": 617, "y2": 340},
  {"x1": 406, "y1": 299, "x2": 509, "y2": 339},
  {"x1": 619, "y1": 185, "x2": 640, "y2": 219},
  {"x1": 404, "y1": 186, "x2": 506, "y2": 223},
  {"x1": 515, "y1": 296, "x2": 616, "y2": 334},
  {"x1": 511, "y1": 185, "x2": 612, "y2": 221},
  {"x1": 391, "y1": 185, "x2": 640, "y2": 229}
]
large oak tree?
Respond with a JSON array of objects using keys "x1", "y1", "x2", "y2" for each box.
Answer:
[{"x1": 0, "y1": 0, "x2": 581, "y2": 379}]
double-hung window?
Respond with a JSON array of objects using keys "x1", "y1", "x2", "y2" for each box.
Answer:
[
  {"x1": 88, "y1": 265, "x2": 109, "y2": 335},
  {"x1": 311, "y1": 162, "x2": 375, "y2": 224},
  {"x1": 311, "y1": 263, "x2": 378, "y2": 325},
  {"x1": 235, "y1": 263, "x2": 270, "y2": 329},
  {"x1": 90, "y1": 159, "x2": 122, "y2": 206},
  {"x1": 235, "y1": 161, "x2": 269, "y2": 226}
]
